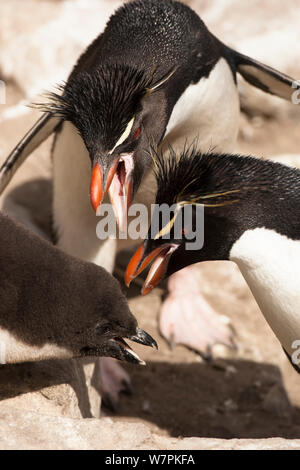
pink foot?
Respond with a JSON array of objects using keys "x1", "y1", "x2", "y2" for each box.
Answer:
[
  {"x1": 96, "y1": 357, "x2": 132, "y2": 411},
  {"x1": 159, "y1": 266, "x2": 235, "y2": 356}
]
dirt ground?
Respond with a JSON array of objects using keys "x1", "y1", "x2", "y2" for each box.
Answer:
[{"x1": 1, "y1": 1, "x2": 300, "y2": 444}]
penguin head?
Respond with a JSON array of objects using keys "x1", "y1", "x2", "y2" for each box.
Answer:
[
  {"x1": 59, "y1": 263, "x2": 157, "y2": 363},
  {"x1": 124, "y1": 147, "x2": 237, "y2": 293},
  {"x1": 42, "y1": 63, "x2": 175, "y2": 230},
  {"x1": 125, "y1": 147, "x2": 295, "y2": 294}
]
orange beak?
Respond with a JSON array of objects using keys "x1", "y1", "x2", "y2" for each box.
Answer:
[
  {"x1": 89, "y1": 156, "x2": 134, "y2": 232},
  {"x1": 125, "y1": 243, "x2": 177, "y2": 295},
  {"x1": 90, "y1": 163, "x2": 103, "y2": 212}
]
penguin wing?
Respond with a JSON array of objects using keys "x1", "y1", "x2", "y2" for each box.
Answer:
[
  {"x1": 0, "y1": 113, "x2": 62, "y2": 193},
  {"x1": 232, "y1": 49, "x2": 299, "y2": 102}
]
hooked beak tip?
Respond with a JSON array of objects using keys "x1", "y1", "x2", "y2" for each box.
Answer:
[
  {"x1": 141, "y1": 283, "x2": 155, "y2": 296},
  {"x1": 130, "y1": 327, "x2": 158, "y2": 350},
  {"x1": 125, "y1": 276, "x2": 132, "y2": 288}
]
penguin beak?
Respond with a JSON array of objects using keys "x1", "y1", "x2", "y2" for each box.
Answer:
[
  {"x1": 124, "y1": 241, "x2": 178, "y2": 295},
  {"x1": 90, "y1": 162, "x2": 103, "y2": 212},
  {"x1": 108, "y1": 153, "x2": 134, "y2": 232},
  {"x1": 90, "y1": 154, "x2": 134, "y2": 232},
  {"x1": 82, "y1": 327, "x2": 157, "y2": 365},
  {"x1": 130, "y1": 327, "x2": 158, "y2": 349},
  {"x1": 111, "y1": 327, "x2": 158, "y2": 365}
]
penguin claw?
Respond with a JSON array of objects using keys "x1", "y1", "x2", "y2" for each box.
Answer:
[
  {"x1": 98, "y1": 357, "x2": 132, "y2": 413},
  {"x1": 159, "y1": 268, "x2": 235, "y2": 357},
  {"x1": 159, "y1": 294, "x2": 235, "y2": 356}
]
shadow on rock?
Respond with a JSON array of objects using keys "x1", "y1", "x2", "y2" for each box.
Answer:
[{"x1": 107, "y1": 359, "x2": 300, "y2": 439}]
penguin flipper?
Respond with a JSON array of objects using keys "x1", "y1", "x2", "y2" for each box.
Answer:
[
  {"x1": 232, "y1": 49, "x2": 299, "y2": 102},
  {"x1": 0, "y1": 113, "x2": 62, "y2": 194}
]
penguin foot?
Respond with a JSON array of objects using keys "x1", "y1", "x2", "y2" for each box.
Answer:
[
  {"x1": 159, "y1": 267, "x2": 235, "y2": 356},
  {"x1": 98, "y1": 357, "x2": 132, "y2": 412}
]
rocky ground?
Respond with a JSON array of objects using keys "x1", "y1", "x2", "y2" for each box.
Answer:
[{"x1": 0, "y1": 0, "x2": 300, "y2": 450}]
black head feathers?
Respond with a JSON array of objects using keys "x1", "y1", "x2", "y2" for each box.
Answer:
[
  {"x1": 35, "y1": 63, "x2": 176, "y2": 155},
  {"x1": 35, "y1": 64, "x2": 154, "y2": 152},
  {"x1": 151, "y1": 145, "x2": 300, "y2": 210}
]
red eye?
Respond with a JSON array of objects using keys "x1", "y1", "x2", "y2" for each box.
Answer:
[{"x1": 133, "y1": 127, "x2": 141, "y2": 140}]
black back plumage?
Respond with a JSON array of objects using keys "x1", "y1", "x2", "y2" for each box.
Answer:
[
  {"x1": 38, "y1": 0, "x2": 223, "y2": 150},
  {"x1": 78, "y1": 0, "x2": 223, "y2": 113},
  {"x1": 96, "y1": 0, "x2": 221, "y2": 80}
]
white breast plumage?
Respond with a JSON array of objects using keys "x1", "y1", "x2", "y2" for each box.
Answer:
[
  {"x1": 164, "y1": 58, "x2": 240, "y2": 154},
  {"x1": 0, "y1": 328, "x2": 72, "y2": 364},
  {"x1": 230, "y1": 227, "x2": 300, "y2": 356}
]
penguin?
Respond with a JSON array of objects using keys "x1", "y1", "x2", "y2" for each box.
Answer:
[
  {"x1": 125, "y1": 147, "x2": 300, "y2": 366},
  {"x1": 0, "y1": 211, "x2": 157, "y2": 364},
  {"x1": 0, "y1": 0, "x2": 298, "y2": 398}
]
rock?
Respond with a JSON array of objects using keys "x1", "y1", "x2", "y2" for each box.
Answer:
[
  {"x1": 0, "y1": 359, "x2": 95, "y2": 419},
  {"x1": 197, "y1": 0, "x2": 300, "y2": 118},
  {"x1": 0, "y1": 0, "x2": 122, "y2": 98},
  {"x1": 0, "y1": 406, "x2": 300, "y2": 450}
]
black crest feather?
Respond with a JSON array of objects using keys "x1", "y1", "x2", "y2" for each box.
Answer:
[
  {"x1": 151, "y1": 145, "x2": 300, "y2": 209},
  {"x1": 34, "y1": 64, "x2": 153, "y2": 152}
]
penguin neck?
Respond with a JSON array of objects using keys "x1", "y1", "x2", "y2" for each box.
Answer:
[
  {"x1": 164, "y1": 58, "x2": 240, "y2": 154},
  {"x1": 230, "y1": 228, "x2": 300, "y2": 356}
]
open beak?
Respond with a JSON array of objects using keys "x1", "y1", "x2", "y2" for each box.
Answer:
[
  {"x1": 109, "y1": 327, "x2": 158, "y2": 365},
  {"x1": 125, "y1": 242, "x2": 178, "y2": 295},
  {"x1": 81, "y1": 327, "x2": 157, "y2": 365},
  {"x1": 90, "y1": 153, "x2": 134, "y2": 232}
]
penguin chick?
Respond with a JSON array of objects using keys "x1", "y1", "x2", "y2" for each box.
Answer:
[
  {"x1": 0, "y1": 212, "x2": 157, "y2": 364},
  {"x1": 126, "y1": 148, "x2": 300, "y2": 362}
]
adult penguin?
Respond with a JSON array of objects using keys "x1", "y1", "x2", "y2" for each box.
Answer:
[{"x1": 125, "y1": 147, "x2": 300, "y2": 369}]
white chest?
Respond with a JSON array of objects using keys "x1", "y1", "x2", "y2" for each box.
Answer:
[
  {"x1": 0, "y1": 328, "x2": 72, "y2": 364},
  {"x1": 164, "y1": 58, "x2": 240, "y2": 154},
  {"x1": 230, "y1": 228, "x2": 300, "y2": 356},
  {"x1": 52, "y1": 121, "x2": 117, "y2": 271}
]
